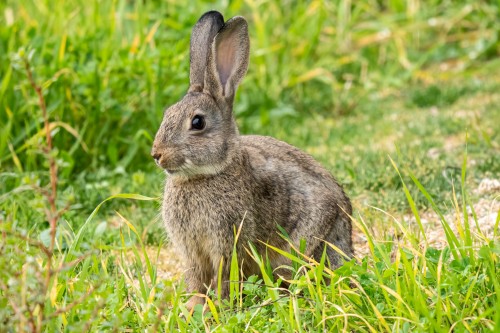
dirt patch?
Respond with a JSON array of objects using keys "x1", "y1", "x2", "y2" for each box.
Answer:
[
  {"x1": 353, "y1": 178, "x2": 500, "y2": 257},
  {"x1": 119, "y1": 245, "x2": 184, "y2": 283},
  {"x1": 147, "y1": 246, "x2": 184, "y2": 281}
]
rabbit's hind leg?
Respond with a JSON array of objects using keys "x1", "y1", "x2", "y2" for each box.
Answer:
[{"x1": 313, "y1": 214, "x2": 354, "y2": 270}]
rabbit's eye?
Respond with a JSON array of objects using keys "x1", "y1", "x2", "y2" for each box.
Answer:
[{"x1": 191, "y1": 115, "x2": 205, "y2": 130}]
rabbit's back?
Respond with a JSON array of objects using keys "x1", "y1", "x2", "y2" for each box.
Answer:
[{"x1": 242, "y1": 135, "x2": 353, "y2": 264}]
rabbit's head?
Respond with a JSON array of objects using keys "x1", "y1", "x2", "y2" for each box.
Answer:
[{"x1": 151, "y1": 11, "x2": 250, "y2": 178}]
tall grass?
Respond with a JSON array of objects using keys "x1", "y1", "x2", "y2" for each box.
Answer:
[{"x1": 2, "y1": 151, "x2": 497, "y2": 331}]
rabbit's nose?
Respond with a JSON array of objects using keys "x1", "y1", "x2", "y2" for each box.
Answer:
[{"x1": 151, "y1": 152, "x2": 162, "y2": 162}]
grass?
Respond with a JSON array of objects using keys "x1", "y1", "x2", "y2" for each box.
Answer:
[{"x1": 1, "y1": 0, "x2": 499, "y2": 331}]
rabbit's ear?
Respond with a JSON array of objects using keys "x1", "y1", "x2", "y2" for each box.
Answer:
[
  {"x1": 205, "y1": 16, "x2": 249, "y2": 103},
  {"x1": 189, "y1": 11, "x2": 224, "y2": 93}
]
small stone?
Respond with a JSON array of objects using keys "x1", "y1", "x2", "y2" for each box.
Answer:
[{"x1": 477, "y1": 178, "x2": 500, "y2": 194}]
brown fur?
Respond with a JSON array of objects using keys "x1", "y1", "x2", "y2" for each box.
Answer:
[{"x1": 151, "y1": 11, "x2": 353, "y2": 305}]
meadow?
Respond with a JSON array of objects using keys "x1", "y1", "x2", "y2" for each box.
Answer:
[{"x1": 0, "y1": 0, "x2": 499, "y2": 331}]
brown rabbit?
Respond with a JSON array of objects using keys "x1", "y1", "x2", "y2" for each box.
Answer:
[{"x1": 151, "y1": 11, "x2": 353, "y2": 310}]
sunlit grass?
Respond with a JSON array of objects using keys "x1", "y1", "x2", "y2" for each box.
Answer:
[
  {"x1": 4, "y1": 159, "x2": 497, "y2": 331},
  {"x1": 0, "y1": 0, "x2": 499, "y2": 331}
]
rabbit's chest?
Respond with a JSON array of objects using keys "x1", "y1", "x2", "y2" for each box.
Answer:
[{"x1": 162, "y1": 179, "x2": 251, "y2": 243}]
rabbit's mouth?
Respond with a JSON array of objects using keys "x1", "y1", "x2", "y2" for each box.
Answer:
[
  {"x1": 156, "y1": 160, "x2": 177, "y2": 173},
  {"x1": 154, "y1": 154, "x2": 185, "y2": 172},
  {"x1": 162, "y1": 160, "x2": 229, "y2": 178}
]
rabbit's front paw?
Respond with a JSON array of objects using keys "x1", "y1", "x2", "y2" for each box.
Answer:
[{"x1": 185, "y1": 295, "x2": 205, "y2": 312}]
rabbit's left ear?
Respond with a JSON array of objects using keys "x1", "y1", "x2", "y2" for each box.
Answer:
[
  {"x1": 204, "y1": 16, "x2": 250, "y2": 104},
  {"x1": 189, "y1": 11, "x2": 225, "y2": 93}
]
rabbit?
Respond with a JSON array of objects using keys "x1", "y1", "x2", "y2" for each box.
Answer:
[{"x1": 151, "y1": 10, "x2": 353, "y2": 310}]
